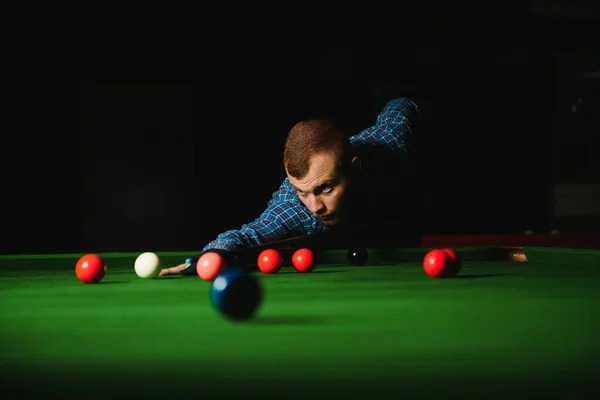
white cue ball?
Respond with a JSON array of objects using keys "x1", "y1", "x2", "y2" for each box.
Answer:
[{"x1": 134, "y1": 252, "x2": 161, "y2": 279}]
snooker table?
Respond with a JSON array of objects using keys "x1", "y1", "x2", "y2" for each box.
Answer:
[{"x1": 1, "y1": 234, "x2": 599, "y2": 399}]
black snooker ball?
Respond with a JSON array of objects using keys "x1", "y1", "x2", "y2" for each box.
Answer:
[
  {"x1": 347, "y1": 247, "x2": 368, "y2": 266},
  {"x1": 209, "y1": 267, "x2": 262, "y2": 321}
]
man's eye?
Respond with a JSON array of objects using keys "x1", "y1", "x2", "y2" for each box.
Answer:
[{"x1": 322, "y1": 186, "x2": 332, "y2": 193}]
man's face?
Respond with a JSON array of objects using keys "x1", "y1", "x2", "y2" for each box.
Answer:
[{"x1": 286, "y1": 152, "x2": 351, "y2": 226}]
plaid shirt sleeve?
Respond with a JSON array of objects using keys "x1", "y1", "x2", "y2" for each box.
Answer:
[
  {"x1": 201, "y1": 178, "x2": 327, "y2": 252},
  {"x1": 201, "y1": 97, "x2": 418, "y2": 252},
  {"x1": 348, "y1": 97, "x2": 419, "y2": 155}
]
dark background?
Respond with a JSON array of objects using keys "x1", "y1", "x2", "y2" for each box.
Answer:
[{"x1": 4, "y1": 8, "x2": 599, "y2": 255}]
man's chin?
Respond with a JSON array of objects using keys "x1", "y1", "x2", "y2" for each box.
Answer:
[{"x1": 319, "y1": 217, "x2": 339, "y2": 226}]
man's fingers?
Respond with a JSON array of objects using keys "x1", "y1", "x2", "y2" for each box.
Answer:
[{"x1": 159, "y1": 263, "x2": 189, "y2": 276}]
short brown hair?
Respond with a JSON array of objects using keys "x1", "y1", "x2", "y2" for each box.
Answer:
[{"x1": 283, "y1": 119, "x2": 351, "y2": 179}]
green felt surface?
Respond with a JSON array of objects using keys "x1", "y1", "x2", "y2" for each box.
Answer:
[{"x1": 1, "y1": 248, "x2": 598, "y2": 398}]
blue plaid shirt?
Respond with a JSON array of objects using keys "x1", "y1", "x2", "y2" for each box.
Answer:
[{"x1": 202, "y1": 97, "x2": 419, "y2": 252}]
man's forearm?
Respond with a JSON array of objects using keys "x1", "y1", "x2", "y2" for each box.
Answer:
[
  {"x1": 202, "y1": 228, "x2": 263, "y2": 252},
  {"x1": 201, "y1": 198, "x2": 321, "y2": 253}
]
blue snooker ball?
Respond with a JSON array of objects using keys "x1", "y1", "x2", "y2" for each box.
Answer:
[{"x1": 209, "y1": 267, "x2": 262, "y2": 321}]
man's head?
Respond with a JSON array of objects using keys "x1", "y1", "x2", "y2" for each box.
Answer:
[{"x1": 283, "y1": 119, "x2": 360, "y2": 226}]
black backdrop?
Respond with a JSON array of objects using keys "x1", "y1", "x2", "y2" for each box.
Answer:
[{"x1": 3, "y1": 14, "x2": 597, "y2": 255}]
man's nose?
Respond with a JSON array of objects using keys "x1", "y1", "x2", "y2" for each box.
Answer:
[{"x1": 308, "y1": 195, "x2": 325, "y2": 214}]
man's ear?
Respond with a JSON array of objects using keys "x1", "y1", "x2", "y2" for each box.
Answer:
[{"x1": 351, "y1": 156, "x2": 362, "y2": 173}]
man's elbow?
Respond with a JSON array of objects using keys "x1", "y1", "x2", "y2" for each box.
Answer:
[{"x1": 386, "y1": 97, "x2": 420, "y2": 117}]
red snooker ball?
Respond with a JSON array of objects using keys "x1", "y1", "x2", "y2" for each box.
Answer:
[
  {"x1": 442, "y1": 248, "x2": 462, "y2": 277},
  {"x1": 196, "y1": 252, "x2": 227, "y2": 281},
  {"x1": 423, "y1": 249, "x2": 450, "y2": 278},
  {"x1": 257, "y1": 249, "x2": 283, "y2": 274},
  {"x1": 292, "y1": 248, "x2": 315, "y2": 273},
  {"x1": 75, "y1": 254, "x2": 106, "y2": 283}
]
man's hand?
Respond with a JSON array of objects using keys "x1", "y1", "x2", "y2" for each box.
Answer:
[
  {"x1": 157, "y1": 249, "x2": 238, "y2": 277},
  {"x1": 158, "y1": 263, "x2": 190, "y2": 276}
]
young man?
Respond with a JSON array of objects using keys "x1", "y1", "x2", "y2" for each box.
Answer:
[{"x1": 160, "y1": 97, "x2": 420, "y2": 276}]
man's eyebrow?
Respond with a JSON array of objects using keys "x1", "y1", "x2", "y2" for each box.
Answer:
[
  {"x1": 316, "y1": 179, "x2": 335, "y2": 188},
  {"x1": 291, "y1": 179, "x2": 335, "y2": 193}
]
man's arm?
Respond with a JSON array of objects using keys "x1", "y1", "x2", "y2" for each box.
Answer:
[
  {"x1": 349, "y1": 97, "x2": 419, "y2": 156},
  {"x1": 201, "y1": 178, "x2": 326, "y2": 253},
  {"x1": 158, "y1": 180, "x2": 325, "y2": 277}
]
